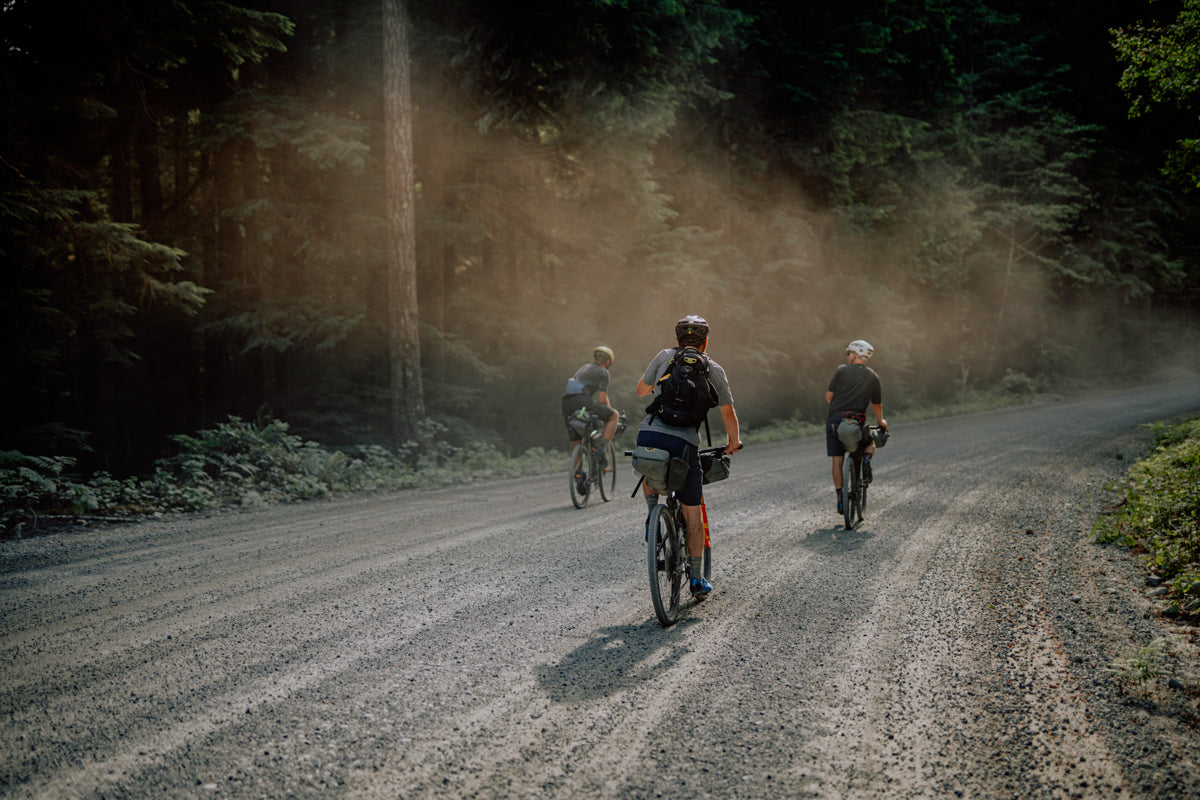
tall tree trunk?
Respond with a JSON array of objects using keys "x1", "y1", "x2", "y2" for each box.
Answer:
[
  {"x1": 416, "y1": 60, "x2": 447, "y2": 384},
  {"x1": 383, "y1": 0, "x2": 425, "y2": 446}
]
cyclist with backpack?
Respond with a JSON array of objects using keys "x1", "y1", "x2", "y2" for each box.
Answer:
[
  {"x1": 825, "y1": 339, "x2": 888, "y2": 514},
  {"x1": 635, "y1": 315, "x2": 741, "y2": 598}
]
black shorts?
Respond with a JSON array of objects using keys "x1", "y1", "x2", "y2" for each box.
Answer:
[
  {"x1": 635, "y1": 429, "x2": 703, "y2": 505},
  {"x1": 826, "y1": 414, "x2": 868, "y2": 457},
  {"x1": 562, "y1": 395, "x2": 616, "y2": 441}
]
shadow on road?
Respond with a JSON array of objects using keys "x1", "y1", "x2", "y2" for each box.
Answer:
[
  {"x1": 799, "y1": 525, "x2": 875, "y2": 554},
  {"x1": 536, "y1": 619, "x2": 697, "y2": 704}
]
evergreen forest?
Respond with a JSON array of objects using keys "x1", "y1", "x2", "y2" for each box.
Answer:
[{"x1": 4, "y1": 0, "x2": 1199, "y2": 480}]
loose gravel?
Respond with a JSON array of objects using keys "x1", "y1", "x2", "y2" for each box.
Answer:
[{"x1": 1, "y1": 377, "x2": 1198, "y2": 800}]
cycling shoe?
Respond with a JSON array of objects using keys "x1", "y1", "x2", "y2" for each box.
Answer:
[{"x1": 690, "y1": 577, "x2": 713, "y2": 598}]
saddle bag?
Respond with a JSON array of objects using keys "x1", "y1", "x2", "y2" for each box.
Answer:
[
  {"x1": 631, "y1": 445, "x2": 688, "y2": 494},
  {"x1": 836, "y1": 417, "x2": 863, "y2": 453}
]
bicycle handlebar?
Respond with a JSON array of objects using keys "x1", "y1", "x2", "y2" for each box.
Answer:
[{"x1": 624, "y1": 444, "x2": 743, "y2": 457}]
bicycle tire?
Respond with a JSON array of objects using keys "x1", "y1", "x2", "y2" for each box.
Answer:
[
  {"x1": 842, "y1": 454, "x2": 857, "y2": 530},
  {"x1": 859, "y1": 469, "x2": 869, "y2": 518},
  {"x1": 569, "y1": 442, "x2": 590, "y2": 509},
  {"x1": 647, "y1": 505, "x2": 684, "y2": 626},
  {"x1": 703, "y1": 545, "x2": 711, "y2": 581},
  {"x1": 598, "y1": 439, "x2": 617, "y2": 502}
]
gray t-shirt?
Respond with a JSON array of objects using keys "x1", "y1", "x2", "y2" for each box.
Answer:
[
  {"x1": 638, "y1": 348, "x2": 734, "y2": 446},
  {"x1": 562, "y1": 362, "x2": 610, "y2": 400}
]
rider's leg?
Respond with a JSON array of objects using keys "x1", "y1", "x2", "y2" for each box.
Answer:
[
  {"x1": 642, "y1": 482, "x2": 659, "y2": 509},
  {"x1": 602, "y1": 412, "x2": 619, "y2": 443},
  {"x1": 682, "y1": 501, "x2": 711, "y2": 595},
  {"x1": 682, "y1": 502, "x2": 704, "y2": 559},
  {"x1": 831, "y1": 455, "x2": 844, "y2": 489}
]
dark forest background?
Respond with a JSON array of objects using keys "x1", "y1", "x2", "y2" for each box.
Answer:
[{"x1": 3, "y1": 0, "x2": 1198, "y2": 477}]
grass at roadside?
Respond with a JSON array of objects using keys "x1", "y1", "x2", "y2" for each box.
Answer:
[
  {"x1": 0, "y1": 381, "x2": 1054, "y2": 539},
  {"x1": 1, "y1": 386, "x2": 1043, "y2": 539},
  {"x1": 1093, "y1": 416, "x2": 1200, "y2": 619},
  {"x1": 1, "y1": 417, "x2": 562, "y2": 538}
]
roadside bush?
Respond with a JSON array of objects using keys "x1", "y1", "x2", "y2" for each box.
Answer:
[
  {"x1": 1094, "y1": 417, "x2": 1200, "y2": 618},
  {"x1": 1, "y1": 416, "x2": 566, "y2": 538},
  {"x1": 998, "y1": 369, "x2": 1037, "y2": 396}
]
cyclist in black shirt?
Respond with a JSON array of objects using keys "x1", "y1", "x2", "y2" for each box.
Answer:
[{"x1": 825, "y1": 339, "x2": 888, "y2": 514}]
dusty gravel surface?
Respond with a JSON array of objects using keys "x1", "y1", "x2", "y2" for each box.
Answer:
[{"x1": 3, "y1": 377, "x2": 1199, "y2": 800}]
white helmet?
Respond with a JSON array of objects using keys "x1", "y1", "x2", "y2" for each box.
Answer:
[{"x1": 846, "y1": 339, "x2": 874, "y2": 360}]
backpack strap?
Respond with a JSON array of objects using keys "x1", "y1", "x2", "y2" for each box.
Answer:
[{"x1": 646, "y1": 347, "x2": 682, "y2": 426}]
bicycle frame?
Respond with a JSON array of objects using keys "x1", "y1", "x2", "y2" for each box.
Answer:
[
  {"x1": 842, "y1": 426, "x2": 881, "y2": 530},
  {"x1": 569, "y1": 411, "x2": 621, "y2": 509},
  {"x1": 634, "y1": 445, "x2": 723, "y2": 626}
]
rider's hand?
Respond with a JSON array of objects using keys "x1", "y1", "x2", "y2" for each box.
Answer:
[
  {"x1": 880, "y1": 419, "x2": 888, "y2": 430},
  {"x1": 725, "y1": 441, "x2": 743, "y2": 455}
]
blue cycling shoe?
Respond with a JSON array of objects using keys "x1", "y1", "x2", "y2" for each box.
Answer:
[{"x1": 689, "y1": 577, "x2": 713, "y2": 598}]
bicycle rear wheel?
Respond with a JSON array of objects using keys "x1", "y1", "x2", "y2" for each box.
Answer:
[
  {"x1": 569, "y1": 442, "x2": 590, "y2": 509},
  {"x1": 647, "y1": 505, "x2": 684, "y2": 626},
  {"x1": 598, "y1": 439, "x2": 617, "y2": 502},
  {"x1": 842, "y1": 455, "x2": 857, "y2": 530}
]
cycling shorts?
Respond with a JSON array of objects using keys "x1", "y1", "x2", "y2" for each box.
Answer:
[
  {"x1": 635, "y1": 429, "x2": 702, "y2": 505},
  {"x1": 562, "y1": 395, "x2": 616, "y2": 442},
  {"x1": 826, "y1": 415, "x2": 867, "y2": 457}
]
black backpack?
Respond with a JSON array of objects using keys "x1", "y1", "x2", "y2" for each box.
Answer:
[{"x1": 645, "y1": 347, "x2": 719, "y2": 429}]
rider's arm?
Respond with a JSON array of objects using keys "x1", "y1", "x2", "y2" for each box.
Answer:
[
  {"x1": 824, "y1": 390, "x2": 834, "y2": 404},
  {"x1": 872, "y1": 402, "x2": 887, "y2": 428},
  {"x1": 636, "y1": 378, "x2": 653, "y2": 397},
  {"x1": 598, "y1": 390, "x2": 611, "y2": 406},
  {"x1": 720, "y1": 404, "x2": 742, "y2": 454}
]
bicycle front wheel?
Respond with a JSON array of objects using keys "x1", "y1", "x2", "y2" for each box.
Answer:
[
  {"x1": 859, "y1": 471, "x2": 869, "y2": 518},
  {"x1": 598, "y1": 439, "x2": 617, "y2": 502},
  {"x1": 842, "y1": 454, "x2": 857, "y2": 530},
  {"x1": 569, "y1": 442, "x2": 590, "y2": 509},
  {"x1": 647, "y1": 505, "x2": 684, "y2": 626}
]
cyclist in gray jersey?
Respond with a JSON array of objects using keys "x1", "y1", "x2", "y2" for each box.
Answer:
[
  {"x1": 825, "y1": 339, "x2": 888, "y2": 514},
  {"x1": 635, "y1": 315, "x2": 741, "y2": 598}
]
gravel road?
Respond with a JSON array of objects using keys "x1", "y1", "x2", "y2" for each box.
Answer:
[{"x1": 3, "y1": 377, "x2": 1199, "y2": 800}]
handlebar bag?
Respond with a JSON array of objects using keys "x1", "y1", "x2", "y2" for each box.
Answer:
[{"x1": 700, "y1": 452, "x2": 731, "y2": 485}]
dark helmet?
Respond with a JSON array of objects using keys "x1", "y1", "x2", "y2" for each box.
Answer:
[{"x1": 675, "y1": 315, "x2": 709, "y2": 341}]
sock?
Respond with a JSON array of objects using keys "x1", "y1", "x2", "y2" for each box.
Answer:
[
  {"x1": 863, "y1": 454, "x2": 872, "y2": 463},
  {"x1": 645, "y1": 493, "x2": 659, "y2": 510},
  {"x1": 690, "y1": 556, "x2": 703, "y2": 580},
  {"x1": 836, "y1": 488, "x2": 844, "y2": 499}
]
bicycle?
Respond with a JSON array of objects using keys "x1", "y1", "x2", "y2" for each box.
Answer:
[
  {"x1": 842, "y1": 425, "x2": 887, "y2": 530},
  {"x1": 630, "y1": 445, "x2": 731, "y2": 627},
  {"x1": 567, "y1": 409, "x2": 625, "y2": 508}
]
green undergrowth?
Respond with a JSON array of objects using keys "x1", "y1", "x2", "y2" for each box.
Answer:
[
  {"x1": 1, "y1": 417, "x2": 560, "y2": 538},
  {"x1": 1093, "y1": 416, "x2": 1200, "y2": 619}
]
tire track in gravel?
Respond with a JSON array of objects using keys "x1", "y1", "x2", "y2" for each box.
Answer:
[{"x1": 2, "y1": 483, "x2": 636, "y2": 800}]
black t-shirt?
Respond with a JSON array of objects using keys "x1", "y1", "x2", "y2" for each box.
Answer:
[{"x1": 826, "y1": 363, "x2": 881, "y2": 417}]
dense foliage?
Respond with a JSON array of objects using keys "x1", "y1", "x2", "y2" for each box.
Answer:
[
  {"x1": 1094, "y1": 416, "x2": 1200, "y2": 619},
  {"x1": 0, "y1": 417, "x2": 561, "y2": 537},
  {"x1": 2, "y1": 0, "x2": 1197, "y2": 480}
]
